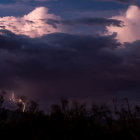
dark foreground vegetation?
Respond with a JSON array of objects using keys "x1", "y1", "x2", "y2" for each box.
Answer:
[{"x1": 0, "y1": 92, "x2": 140, "y2": 140}]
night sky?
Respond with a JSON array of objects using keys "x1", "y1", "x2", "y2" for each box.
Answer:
[{"x1": 0, "y1": 0, "x2": 140, "y2": 108}]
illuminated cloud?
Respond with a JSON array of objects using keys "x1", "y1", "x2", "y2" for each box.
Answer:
[
  {"x1": 106, "y1": 5, "x2": 140, "y2": 43},
  {"x1": 0, "y1": 7, "x2": 62, "y2": 38}
]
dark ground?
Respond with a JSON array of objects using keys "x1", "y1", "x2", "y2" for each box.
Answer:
[{"x1": 0, "y1": 92, "x2": 140, "y2": 140}]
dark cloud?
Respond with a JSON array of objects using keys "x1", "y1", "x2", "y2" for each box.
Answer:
[
  {"x1": 0, "y1": 30, "x2": 140, "y2": 108},
  {"x1": 47, "y1": 17, "x2": 123, "y2": 28}
]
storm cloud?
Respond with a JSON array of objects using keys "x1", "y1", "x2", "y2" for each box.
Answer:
[
  {"x1": 0, "y1": 29, "x2": 140, "y2": 107},
  {"x1": 0, "y1": 2, "x2": 140, "y2": 108}
]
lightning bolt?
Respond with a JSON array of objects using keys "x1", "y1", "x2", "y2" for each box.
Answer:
[{"x1": 10, "y1": 92, "x2": 26, "y2": 112}]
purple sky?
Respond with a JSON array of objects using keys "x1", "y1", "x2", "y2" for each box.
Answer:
[{"x1": 0, "y1": 0, "x2": 140, "y2": 109}]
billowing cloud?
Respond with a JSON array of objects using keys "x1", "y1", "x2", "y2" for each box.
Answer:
[
  {"x1": 0, "y1": 5, "x2": 122, "y2": 38},
  {"x1": 106, "y1": 5, "x2": 140, "y2": 43},
  {"x1": 0, "y1": 7, "x2": 62, "y2": 38}
]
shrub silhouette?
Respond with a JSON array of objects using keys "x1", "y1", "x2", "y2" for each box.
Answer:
[{"x1": 0, "y1": 93, "x2": 139, "y2": 139}]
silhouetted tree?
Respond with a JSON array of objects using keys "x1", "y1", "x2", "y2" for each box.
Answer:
[{"x1": 0, "y1": 95, "x2": 139, "y2": 140}]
